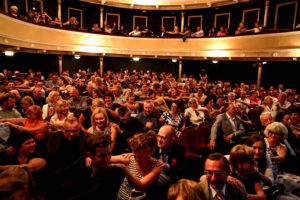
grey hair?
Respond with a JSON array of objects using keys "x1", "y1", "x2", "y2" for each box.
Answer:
[{"x1": 264, "y1": 122, "x2": 288, "y2": 140}]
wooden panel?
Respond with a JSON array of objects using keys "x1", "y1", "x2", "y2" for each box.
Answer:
[
  {"x1": 188, "y1": 16, "x2": 202, "y2": 33},
  {"x1": 243, "y1": 8, "x2": 260, "y2": 29},
  {"x1": 162, "y1": 17, "x2": 176, "y2": 31},
  {"x1": 133, "y1": 16, "x2": 147, "y2": 30},
  {"x1": 215, "y1": 13, "x2": 230, "y2": 28}
]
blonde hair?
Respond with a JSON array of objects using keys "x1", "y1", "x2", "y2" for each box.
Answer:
[
  {"x1": 46, "y1": 91, "x2": 60, "y2": 104},
  {"x1": 264, "y1": 122, "x2": 288, "y2": 140},
  {"x1": 53, "y1": 100, "x2": 70, "y2": 120},
  {"x1": 91, "y1": 98, "x2": 105, "y2": 110},
  {"x1": 230, "y1": 144, "x2": 254, "y2": 169},
  {"x1": 91, "y1": 107, "x2": 109, "y2": 127},
  {"x1": 168, "y1": 179, "x2": 205, "y2": 200},
  {"x1": 21, "y1": 96, "x2": 34, "y2": 106},
  {"x1": 27, "y1": 105, "x2": 43, "y2": 120}
]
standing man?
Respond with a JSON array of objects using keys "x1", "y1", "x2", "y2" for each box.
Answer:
[{"x1": 199, "y1": 152, "x2": 247, "y2": 200}]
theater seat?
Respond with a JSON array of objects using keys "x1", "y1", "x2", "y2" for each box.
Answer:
[{"x1": 182, "y1": 122, "x2": 213, "y2": 158}]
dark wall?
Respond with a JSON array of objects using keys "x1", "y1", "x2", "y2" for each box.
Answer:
[
  {"x1": 62, "y1": 55, "x2": 99, "y2": 73},
  {"x1": 0, "y1": 53, "x2": 58, "y2": 74}
]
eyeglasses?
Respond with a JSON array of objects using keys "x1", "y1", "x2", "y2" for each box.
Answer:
[
  {"x1": 65, "y1": 129, "x2": 80, "y2": 133},
  {"x1": 157, "y1": 135, "x2": 170, "y2": 140},
  {"x1": 204, "y1": 170, "x2": 227, "y2": 176}
]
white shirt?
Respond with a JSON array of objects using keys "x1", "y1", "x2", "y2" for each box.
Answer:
[
  {"x1": 226, "y1": 113, "x2": 236, "y2": 132},
  {"x1": 210, "y1": 185, "x2": 226, "y2": 200}
]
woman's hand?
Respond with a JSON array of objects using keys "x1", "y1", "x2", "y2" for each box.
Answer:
[
  {"x1": 227, "y1": 176, "x2": 243, "y2": 189},
  {"x1": 85, "y1": 157, "x2": 92, "y2": 167}
]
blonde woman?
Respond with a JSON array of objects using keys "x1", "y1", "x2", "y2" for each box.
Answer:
[
  {"x1": 50, "y1": 100, "x2": 73, "y2": 131},
  {"x1": 87, "y1": 107, "x2": 117, "y2": 150},
  {"x1": 80, "y1": 98, "x2": 105, "y2": 133},
  {"x1": 42, "y1": 91, "x2": 60, "y2": 120},
  {"x1": 20, "y1": 96, "x2": 34, "y2": 117}
]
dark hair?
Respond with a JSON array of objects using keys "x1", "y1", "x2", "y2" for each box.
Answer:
[
  {"x1": 104, "y1": 92, "x2": 114, "y2": 102},
  {"x1": 204, "y1": 97, "x2": 214, "y2": 106},
  {"x1": 86, "y1": 134, "x2": 111, "y2": 156},
  {"x1": 118, "y1": 106, "x2": 130, "y2": 117},
  {"x1": 205, "y1": 153, "x2": 230, "y2": 172},
  {"x1": 128, "y1": 133, "x2": 157, "y2": 155},
  {"x1": 11, "y1": 132, "x2": 34, "y2": 149},
  {"x1": 245, "y1": 134, "x2": 267, "y2": 173}
]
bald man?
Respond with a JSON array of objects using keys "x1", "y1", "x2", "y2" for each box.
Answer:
[{"x1": 155, "y1": 125, "x2": 186, "y2": 184}]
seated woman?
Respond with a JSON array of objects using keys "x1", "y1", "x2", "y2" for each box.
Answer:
[
  {"x1": 87, "y1": 107, "x2": 117, "y2": 151},
  {"x1": 184, "y1": 98, "x2": 205, "y2": 127},
  {"x1": 20, "y1": 96, "x2": 34, "y2": 117},
  {"x1": 50, "y1": 100, "x2": 73, "y2": 131},
  {"x1": 167, "y1": 26, "x2": 181, "y2": 37},
  {"x1": 217, "y1": 26, "x2": 226, "y2": 36},
  {"x1": 110, "y1": 133, "x2": 163, "y2": 200},
  {"x1": 104, "y1": 92, "x2": 120, "y2": 122},
  {"x1": 264, "y1": 122, "x2": 300, "y2": 193},
  {"x1": 230, "y1": 144, "x2": 266, "y2": 200},
  {"x1": 235, "y1": 22, "x2": 247, "y2": 35},
  {"x1": 42, "y1": 91, "x2": 60, "y2": 120},
  {"x1": 0, "y1": 132, "x2": 47, "y2": 173},
  {"x1": 202, "y1": 97, "x2": 221, "y2": 122},
  {"x1": 1, "y1": 105, "x2": 48, "y2": 140},
  {"x1": 91, "y1": 23, "x2": 102, "y2": 33},
  {"x1": 160, "y1": 101, "x2": 185, "y2": 137},
  {"x1": 118, "y1": 92, "x2": 140, "y2": 117},
  {"x1": 80, "y1": 98, "x2": 105, "y2": 133},
  {"x1": 168, "y1": 178, "x2": 205, "y2": 200}
]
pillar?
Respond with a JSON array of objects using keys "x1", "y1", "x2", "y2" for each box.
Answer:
[
  {"x1": 57, "y1": 0, "x2": 61, "y2": 21},
  {"x1": 181, "y1": 11, "x2": 185, "y2": 32},
  {"x1": 4, "y1": 0, "x2": 8, "y2": 13},
  {"x1": 263, "y1": 0, "x2": 270, "y2": 27},
  {"x1": 257, "y1": 61, "x2": 262, "y2": 89},
  {"x1": 100, "y1": 7, "x2": 104, "y2": 28},
  {"x1": 58, "y1": 55, "x2": 63, "y2": 74},
  {"x1": 99, "y1": 56, "x2": 104, "y2": 77},
  {"x1": 40, "y1": 0, "x2": 44, "y2": 13},
  {"x1": 178, "y1": 59, "x2": 183, "y2": 82}
]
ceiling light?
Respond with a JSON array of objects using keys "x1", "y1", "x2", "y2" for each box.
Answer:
[
  {"x1": 74, "y1": 55, "x2": 80, "y2": 59},
  {"x1": 4, "y1": 51, "x2": 14, "y2": 56},
  {"x1": 262, "y1": 61, "x2": 267, "y2": 65},
  {"x1": 212, "y1": 60, "x2": 218, "y2": 64},
  {"x1": 172, "y1": 59, "x2": 177, "y2": 63},
  {"x1": 133, "y1": 57, "x2": 140, "y2": 61}
]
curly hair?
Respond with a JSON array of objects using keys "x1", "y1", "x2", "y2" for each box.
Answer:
[{"x1": 127, "y1": 133, "x2": 157, "y2": 155}]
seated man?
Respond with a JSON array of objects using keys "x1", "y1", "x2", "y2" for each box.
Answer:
[
  {"x1": 0, "y1": 94, "x2": 22, "y2": 119},
  {"x1": 112, "y1": 106, "x2": 142, "y2": 154},
  {"x1": 72, "y1": 134, "x2": 124, "y2": 200},
  {"x1": 45, "y1": 74, "x2": 61, "y2": 89},
  {"x1": 208, "y1": 103, "x2": 245, "y2": 153},
  {"x1": 191, "y1": 26, "x2": 204, "y2": 37},
  {"x1": 136, "y1": 100, "x2": 160, "y2": 132},
  {"x1": 199, "y1": 152, "x2": 247, "y2": 200},
  {"x1": 68, "y1": 87, "x2": 88, "y2": 117}
]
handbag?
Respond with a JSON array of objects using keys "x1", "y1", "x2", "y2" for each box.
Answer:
[{"x1": 264, "y1": 183, "x2": 285, "y2": 200}]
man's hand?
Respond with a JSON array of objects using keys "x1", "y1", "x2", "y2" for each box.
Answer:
[
  {"x1": 208, "y1": 139, "x2": 216, "y2": 151},
  {"x1": 224, "y1": 133, "x2": 234, "y2": 142}
]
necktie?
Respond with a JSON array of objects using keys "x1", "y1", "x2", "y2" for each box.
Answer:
[{"x1": 213, "y1": 191, "x2": 224, "y2": 200}]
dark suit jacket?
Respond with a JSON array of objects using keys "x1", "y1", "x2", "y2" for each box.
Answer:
[
  {"x1": 198, "y1": 179, "x2": 247, "y2": 200},
  {"x1": 154, "y1": 142, "x2": 186, "y2": 179}
]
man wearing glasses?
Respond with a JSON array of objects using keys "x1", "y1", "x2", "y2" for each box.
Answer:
[
  {"x1": 199, "y1": 152, "x2": 247, "y2": 200},
  {"x1": 46, "y1": 116, "x2": 88, "y2": 199}
]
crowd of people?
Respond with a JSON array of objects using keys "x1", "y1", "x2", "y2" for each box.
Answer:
[
  {"x1": 0, "y1": 67, "x2": 300, "y2": 200},
  {"x1": 6, "y1": 4, "x2": 267, "y2": 38}
]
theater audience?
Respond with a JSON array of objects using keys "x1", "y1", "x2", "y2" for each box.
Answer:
[{"x1": 1, "y1": 105, "x2": 48, "y2": 140}]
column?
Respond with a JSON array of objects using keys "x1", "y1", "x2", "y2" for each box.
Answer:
[
  {"x1": 263, "y1": 0, "x2": 270, "y2": 27},
  {"x1": 256, "y1": 61, "x2": 262, "y2": 89},
  {"x1": 99, "y1": 56, "x2": 104, "y2": 77},
  {"x1": 178, "y1": 59, "x2": 183, "y2": 82},
  {"x1": 4, "y1": 0, "x2": 8, "y2": 13},
  {"x1": 58, "y1": 55, "x2": 63, "y2": 74},
  {"x1": 181, "y1": 11, "x2": 185, "y2": 32},
  {"x1": 40, "y1": 0, "x2": 44, "y2": 13},
  {"x1": 100, "y1": 7, "x2": 104, "y2": 28},
  {"x1": 57, "y1": 0, "x2": 61, "y2": 21}
]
